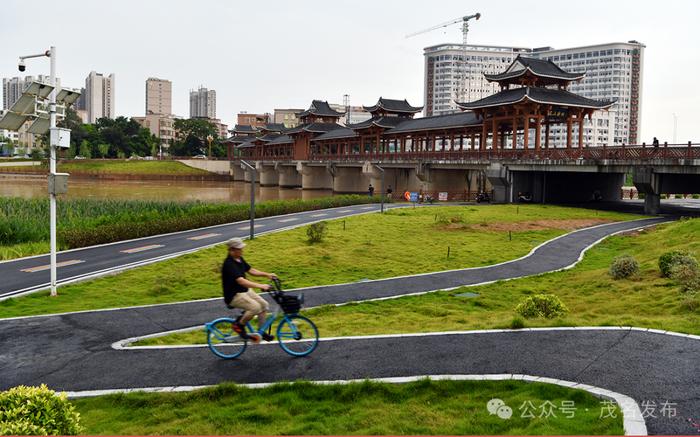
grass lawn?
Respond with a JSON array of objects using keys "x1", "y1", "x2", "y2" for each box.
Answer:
[
  {"x1": 72, "y1": 380, "x2": 623, "y2": 435},
  {"x1": 135, "y1": 217, "x2": 700, "y2": 347},
  {"x1": 0, "y1": 205, "x2": 640, "y2": 318},
  {"x1": 0, "y1": 160, "x2": 211, "y2": 175}
]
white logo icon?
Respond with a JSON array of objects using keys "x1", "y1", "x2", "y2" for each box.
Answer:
[{"x1": 487, "y1": 398, "x2": 513, "y2": 420}]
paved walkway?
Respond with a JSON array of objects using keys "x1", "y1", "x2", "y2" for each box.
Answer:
[
  {"x1": 1, "y1": 216, "x2": 698, "y2": 435},
  {"x1": 0, "y1": 202, "x2": 397, "y2": 299}
]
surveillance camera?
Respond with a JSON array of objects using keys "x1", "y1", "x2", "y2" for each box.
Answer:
[{"x1": 18, "y1": 59, "x2": 25, "y2": 72}]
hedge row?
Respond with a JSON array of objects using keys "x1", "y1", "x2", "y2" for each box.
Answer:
[{"x1": 60, "y1": 195, "x2": 380, "y2": 249}]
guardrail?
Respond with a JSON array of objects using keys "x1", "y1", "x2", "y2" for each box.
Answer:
[{"x1": 306, "y1": 142, "x2": 700, "y2": 162}]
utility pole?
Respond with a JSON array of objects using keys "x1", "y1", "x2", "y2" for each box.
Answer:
[
  {"x1": 343, "y1": 94, "x2": 350, "y2": 125},
  {"x1": 239, "y1": 160, "x2": 256, "y2": 240},
  {"x1": 48, "y1": 46, "x2": 57, "y2": 297},
  {"x1": 672, "y1": 113, "x2": 678, "y2": 144}
]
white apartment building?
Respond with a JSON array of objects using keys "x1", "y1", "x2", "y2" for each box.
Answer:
[
  {"x1": 146, "y1": 77, "x2": 172, "y2": 116},
  {"x1": 424, "y1": 41, "x2": 644, "y2": 146},
  {"x1": 189, "y1": 86, "x2": 216, "y2": 119},
  {"x1": 85, "y1": 71, "x2": 115, "y2": 123}
]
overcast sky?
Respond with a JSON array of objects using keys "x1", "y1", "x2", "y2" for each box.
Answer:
[{"x1": 1, "y1": 0, "x2": 697, "y2": 142}]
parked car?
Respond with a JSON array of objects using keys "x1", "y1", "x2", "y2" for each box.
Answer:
[
  {"x1": 193, "y1": 154, "x2": 207, "y2": 159},
  {"x1": 74, "y1": 155, "x2": 86, "y2": 160}
]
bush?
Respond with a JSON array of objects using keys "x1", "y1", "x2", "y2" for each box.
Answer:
[
  {"x1": 0, "y1": 384, "x2": 82, "y2": 435},
  {"x1": 509, "y1": 316, "x2": 526, "y2": 329},
  {"x1": 609, "y1": 255, "x2": 639, "y2": 279},
  {"x1": 692, "y1": 194, "x2": 700, "y2": 200},
  {"x1": 306, "y1": 221, "x2": 327, "y2": 244},
  {"x1": 436, "y1": 214, "x2": 464, "y2": 225},
  {"x1": 515, "y1": 294, "x2": 568, "y2": 319},
  {"x1": 659, "y1": 250, "x2": 698, "y2": 278},
  {"x1": 670, "y1": 263, "x2": 700, "y2": 294}
]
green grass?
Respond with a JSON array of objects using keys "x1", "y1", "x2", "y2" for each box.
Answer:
[
  {"x1": 0, "y1": 160, "x2": 210, "y2": 175},
  {"x1": 134, "y1": 217, "x2": 700, "y2": 347},
  {"x1": 0, "y1": 205, "x2": 640, "y2": 318},
  {"x1": 72, "y1": 380, "x2": 623, "y2": 435}
]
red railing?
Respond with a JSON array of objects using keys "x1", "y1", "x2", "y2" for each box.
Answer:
[{"x1": 306, "y1": 142, "x2": 700, "y2": 162}]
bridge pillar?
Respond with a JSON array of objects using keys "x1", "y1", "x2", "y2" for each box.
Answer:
[
  {"x1": 256, "y1": 162, "x2": 279, "y2": 187},
  {"x1": 243, "y1": 168, "x2": 253, "y2": 182},
  {"x1": 633, "y1": 167, "x2": 662, "y2": 215},
  {"x1": 230, "y1": 162, "x2": 246, "y2": 181},
  {"x1": 486, "y1": 163, "x2": 511, "y2": 203},
  {"x1": 277, "y1": 164, "x2": 302, "y2": 188},
  {"x1": 297, "y1": 162, "x2": 333, "y2": 190},
  {"x1": 334, "y1": 166, "x2": 371, "y2": 193}
]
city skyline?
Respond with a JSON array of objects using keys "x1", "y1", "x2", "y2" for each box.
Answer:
[{"x1": 0, "y1": 0, "x2": 697, "y2": 143}]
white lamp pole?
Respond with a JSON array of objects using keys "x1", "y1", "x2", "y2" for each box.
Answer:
[{"x1": 48, "y1": 46, "x2": 57, "y2": 297}]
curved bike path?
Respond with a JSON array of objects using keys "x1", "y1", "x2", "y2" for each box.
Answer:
[{"x1": 2, "y1": 216, "x2": 699, "y2": 435}]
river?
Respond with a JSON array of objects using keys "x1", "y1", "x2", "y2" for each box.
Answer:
[{"x1": 0, "y1": 176, "x2": 334, "y2": 203}]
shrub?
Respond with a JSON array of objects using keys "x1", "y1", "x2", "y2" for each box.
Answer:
[
  {"x1": 509, "y1": 316, "x2": 526, "y2": 329},
  {"x1": 659, "y1": 250, "x2": 698, "y2": 278},
  {"x1": 306, "y1": 221, "x2": 327, "y2": 244},
  {"x1": 670, "y1": 263, "x2": 700, "y2": 294},
  {"x1": 436, "y1": 214, "x2": 464, "y2": 225},
  {"x1": 609, "y1": 255, "x2": 639, "y2": 279},
  {"x1": 515, "y1": 294, "x2": 569, "y2": 319},
  {"x1": 0, "y1": 384, "x2": 83, "y2": 435},
  {"x1": 693, "y1": 194, "x2": 700, "y2": 200}
]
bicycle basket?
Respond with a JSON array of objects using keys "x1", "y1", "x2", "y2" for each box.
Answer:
[{"x1": 278, "y1": 293, "x2": 303, "y2": 314}]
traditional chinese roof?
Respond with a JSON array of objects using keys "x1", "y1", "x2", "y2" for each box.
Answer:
[
  {"x1": 235, "y1": 137, "x2": 258, "y2": 149},
  {"x1": 349, "y1": 116, "x2": 406, "y2": 130},
  {"x1": 386, "y1": 112, "x2": 482, "y2": 134},
  {"x1": 254, "y1": 134, "x2": 281, "y2": 143},
  {"x1": 312, "y1": 127, "x2": 358, "y2": 142},
  {"x1": 456, "y1": 87, "x2": 615, "y2": 111},
  {"x1": 297, "y1": 100, "x2": 345, "y2": 118},
  {"x1": 231, "y1": 124, "x2": 258, "y2": 134},
  {"x1": 484, "y1": 56, "x2": 585, "y2": 85},
  {"x1": 286, "y1": 122, "x2": 344, "y2": 135},
  {"x1": 363, "y1": 97, "x2": 423, "y2": 114},
  {"x1": 259, "y1": 123, "x2": 286, "y2": 133},
  {"x1": 266, "y1": 134, "x2": 294, "y2": 145}
]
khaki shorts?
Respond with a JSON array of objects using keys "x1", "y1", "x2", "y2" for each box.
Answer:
[{"x1": 230, "y1": 289, "x2": 269, "y2": 315}]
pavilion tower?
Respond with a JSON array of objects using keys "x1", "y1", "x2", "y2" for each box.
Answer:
[{"x1": 457, "y1": 56, "x2": 614, "y2": 151}]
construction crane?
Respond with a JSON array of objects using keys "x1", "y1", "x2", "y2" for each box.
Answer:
[
  {"x1": 406, "y1": 13, "x2": 482, "y2": 105},
  {"x1": 405, "y1": 13, "x2": 481, "y2": 46}
]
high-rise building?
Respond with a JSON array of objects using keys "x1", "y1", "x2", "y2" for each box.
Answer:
[
  {"x1": 85, "y1": 71, "x2": 115, "y2": 123},
  {"x1": 189, "y1": 86, "x2": 216, "y2": 119},
  {"x1": 145, "y1": 77, "x2": 172, "y2": 115},
  {"x1": 423, "y1": 41, "x2": 645, "y2": 146},
  {"x1": 2, "y1": 75, "x2": 60, "y2": 110}
]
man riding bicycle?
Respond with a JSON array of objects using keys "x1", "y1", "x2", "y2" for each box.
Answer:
[{"x1": 221, "y1": 238, "x2": 277, "y2": 341}]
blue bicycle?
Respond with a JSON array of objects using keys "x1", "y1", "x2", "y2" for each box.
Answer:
[{"x1": 205, "y1": 279, "x2": 319, "y2": 359}]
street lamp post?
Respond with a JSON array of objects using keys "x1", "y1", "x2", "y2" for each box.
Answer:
[
  {"x1": 19, "y1": 47, "x2": 58, "y2": 296},
  {"x1": 207, "y1": 134, "x2": 213, "y2": 159},
  {"x1": 239, "y1": 160, "x2": 256, "y2": 240}
]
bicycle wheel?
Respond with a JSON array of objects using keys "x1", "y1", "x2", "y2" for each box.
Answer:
[
  {"x1": 276, "y1": 315, "x2": 319, "y2": 357},
  {"x1": 206, "y1": 318, "x2": 247, "y2": 359}
]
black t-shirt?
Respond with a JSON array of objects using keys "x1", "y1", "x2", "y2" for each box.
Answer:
[{"x1": 222, "y1": 255, "x2": 251, "y2": 304}]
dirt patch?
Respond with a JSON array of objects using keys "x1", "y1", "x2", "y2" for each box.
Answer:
[{"x1": 466, "y1": 218, "x2": 613, "y2": 232}]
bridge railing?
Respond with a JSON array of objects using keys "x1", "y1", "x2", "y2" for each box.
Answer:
[{"x1": 307, "y1": 142, "x2": 700, "y2": 162}]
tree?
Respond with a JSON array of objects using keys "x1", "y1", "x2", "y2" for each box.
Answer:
[
  {"x1": 172, "y1": 118, "x2": 219, "y2": 156},
  {"x1": 37, "y1": 108, "x2": 157, "y2": 159}
]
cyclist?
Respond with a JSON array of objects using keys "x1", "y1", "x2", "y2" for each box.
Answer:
[{"x1": 221, "y1": 238, "x2": 277, "y2": 341}]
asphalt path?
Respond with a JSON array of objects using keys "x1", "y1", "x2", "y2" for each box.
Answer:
[
  {"x1": 2, "y1": 216, "x2": 699, "y2": 434},
  {"x1": 0, "y1": 203, "x2": 397, "y2": 299}
]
